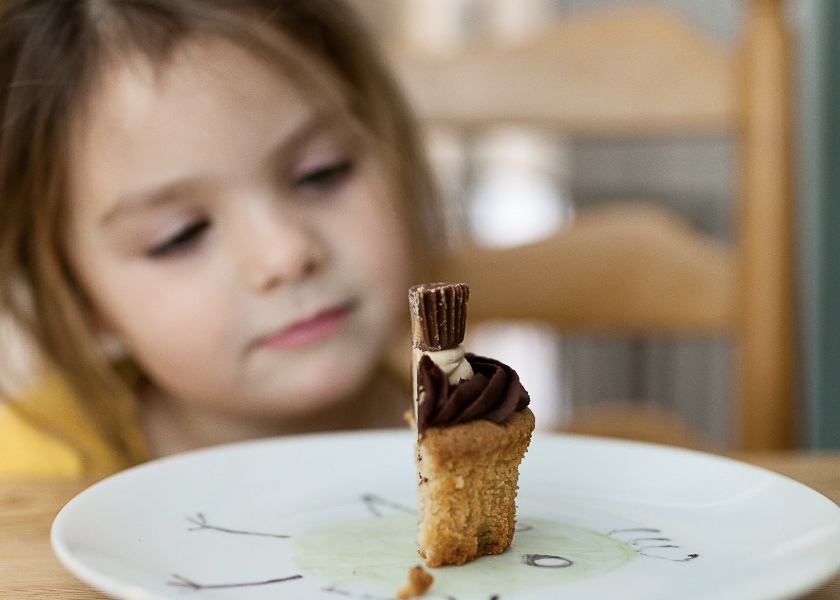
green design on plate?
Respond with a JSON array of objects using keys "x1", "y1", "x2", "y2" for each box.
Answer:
[{"x1": 292, "y1": 513, "x2": 635, "y2": 598}]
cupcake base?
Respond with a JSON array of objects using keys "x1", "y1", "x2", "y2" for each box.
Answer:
[{"x1": 413, "y1": 408, "x2": 535, "y2": 567}]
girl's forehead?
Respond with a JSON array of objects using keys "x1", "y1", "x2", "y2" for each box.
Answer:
[
  {"x1": 85, "y1": 31, "x2": 355, "y2": 126},
  {"x1": 75, "y1": 36, "x2": 344, "y2": 157},
  {"x1": 88, "y1": 39, "x2": 297, "y2": 114},
  {"x1": 67, "y1": 39, "x2": 326, "y2": 215}
]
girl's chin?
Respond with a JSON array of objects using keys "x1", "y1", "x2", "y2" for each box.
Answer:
[
  {"x1": 293, "y1": 374, "x2": 371, "y2": 412},
  {"x1": 293, "y1": 345, "x2": 378, "y2": 388},
  {"x1": 259, "y1": 362, "x2": 377, "y2": 418}
]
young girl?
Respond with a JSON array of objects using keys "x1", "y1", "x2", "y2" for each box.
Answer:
[{"x1": 0, "y1": 0, "x2": 443, "y2": 477}]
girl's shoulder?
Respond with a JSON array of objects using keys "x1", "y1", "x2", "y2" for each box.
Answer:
[{"x1": 0, "y1": 375, "x2": 145, "y2": 479}]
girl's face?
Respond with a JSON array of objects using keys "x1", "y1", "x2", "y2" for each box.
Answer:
[{"x1": 65, "y1": 39, "x2": 413, "y2": 422}]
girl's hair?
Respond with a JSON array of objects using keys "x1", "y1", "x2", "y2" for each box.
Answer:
[{"x1": 0, "y1": 0, "x2": 440, "y2": 467}]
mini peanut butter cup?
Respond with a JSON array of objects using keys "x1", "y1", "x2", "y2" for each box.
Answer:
[{"x1": 409, "y1": 283, "x2": 469, "y2": 351}]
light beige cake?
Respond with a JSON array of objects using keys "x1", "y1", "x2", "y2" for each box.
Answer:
[{"x1": 409, "y1": 283, "x2": 534, "y2": 567}]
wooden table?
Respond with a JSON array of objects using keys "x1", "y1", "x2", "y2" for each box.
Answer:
[{"x1": 3, "y1": 451, "x2": 840, "y2": 599}]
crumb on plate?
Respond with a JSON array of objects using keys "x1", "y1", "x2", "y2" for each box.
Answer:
[{"x1": 396, "y1": 565, "x2": 434, "y2": 599}]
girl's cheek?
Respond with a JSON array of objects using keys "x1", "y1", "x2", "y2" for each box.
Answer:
[
  {"x1": 368, "y1": 203, "x2": 412, "y2": 280},
  {"x1": 346, "y1": 174, "x2": 411, "y2": 274},
  {"x1": 128, "y1": 311, "x2": 233, "y2": 390},
  {"x1": 122, "y1": 283, "x2": 231, "y2": 354}
]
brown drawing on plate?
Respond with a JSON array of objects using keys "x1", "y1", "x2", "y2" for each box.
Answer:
[{"x1": 607, "y1": 528, "x2": 699, "y2": 562}]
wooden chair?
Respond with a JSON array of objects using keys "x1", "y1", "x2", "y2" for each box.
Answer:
[{"x1": 388, "y1": 0, "x2": 796, "y2": 450}]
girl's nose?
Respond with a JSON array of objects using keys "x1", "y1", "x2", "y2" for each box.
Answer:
[{"x1": 237, "y1": 204, "x2": 327, "y2": 294}]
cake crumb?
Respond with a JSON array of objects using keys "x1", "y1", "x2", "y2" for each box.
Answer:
[{"x1": 396, "y1": 565, "x2": 434, "y2": 599}]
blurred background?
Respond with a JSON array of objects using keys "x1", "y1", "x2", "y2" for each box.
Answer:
[
  {"x1": 349, "y1": 0, "x2": 837, "y2": 451},
  {"x1": 1, "y1": 0, "x2": 832, "y2": 453}
]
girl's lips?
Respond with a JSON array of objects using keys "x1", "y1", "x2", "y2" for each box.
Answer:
[{"x1": 258, "y1": 303, "x2": 355, "y2": 350}]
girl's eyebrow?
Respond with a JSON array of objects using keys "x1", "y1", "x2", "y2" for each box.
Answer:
[
  {"x1": 99, "y1": 112, "x2": 338, "y2": 227},
  {"x1": 100, "y1": 177, "x2": 205, "y2": 227},
  {"x1": 264, "y1": 111, "x2": 347, "y2": 169}
]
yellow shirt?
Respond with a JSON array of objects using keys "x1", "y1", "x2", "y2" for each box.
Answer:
[{"x1": 0, "y1": 375, "x2": 148, "y2": 478}]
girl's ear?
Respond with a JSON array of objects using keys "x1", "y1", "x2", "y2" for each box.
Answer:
[
  {"x1": 83, "y1": 296, "x2": 130, "y2": 360},
  {"x1": 97, "y1": 330, "x2": 131, "y2": 361},
  {"x1": 90, "y1": 307, "x2": 130, "y2": 361}
]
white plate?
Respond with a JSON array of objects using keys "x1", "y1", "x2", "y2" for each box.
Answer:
[{"x1": 52, "y1": 431, "x2": 840, "y2": 600}]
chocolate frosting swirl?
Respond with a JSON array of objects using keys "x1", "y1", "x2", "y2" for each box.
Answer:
[{"x1": 416, "y1": 353, "x2": 530, "y2": 435}]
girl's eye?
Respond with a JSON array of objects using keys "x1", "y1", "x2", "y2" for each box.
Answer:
[
  {"x1": 294, "y1": 158, "x2": 354, "y2": 190},
  {"x1": 146, "y1": 219, "x2": 210, "y2": 258}
]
